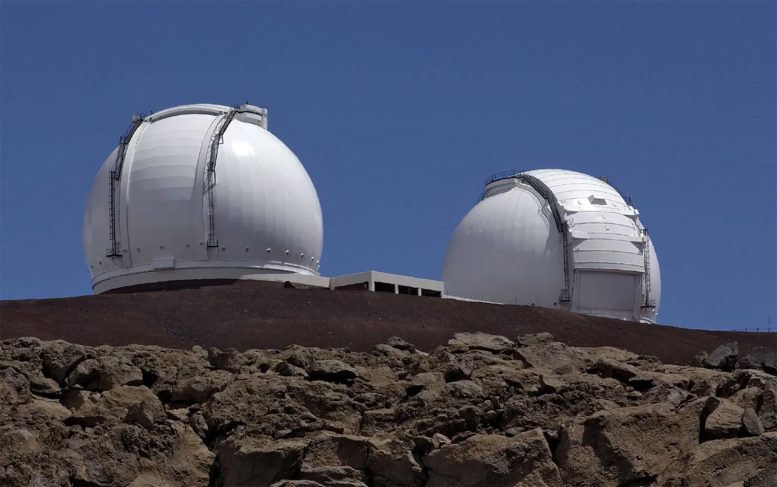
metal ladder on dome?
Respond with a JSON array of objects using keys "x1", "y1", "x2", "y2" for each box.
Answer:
[
  {"x1": 641, "y1": 228, "x2": 654, "y2": 309},
  {"x1": 204, "y1": 107, "x2": 239, "y2": 248},
  {"x1": 107, "y1": 115, "x2": 144, "y2": 257}
]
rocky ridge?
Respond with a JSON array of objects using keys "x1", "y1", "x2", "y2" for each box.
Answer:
[{"x1": 1, "y1": 333, "x2": 775, "y2": 486}]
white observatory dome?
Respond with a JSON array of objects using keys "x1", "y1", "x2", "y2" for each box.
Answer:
[
  {"x1": 442, "y1": 169, "x2": 661, "y2": 322},
  {"x1": 84, "y1": 103, "x2": 323, "y2": 293}
]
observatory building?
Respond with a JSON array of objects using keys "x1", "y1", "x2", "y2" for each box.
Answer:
[
  {"x1": 83, "y1": 103, "x2": 323, "y2": 293},
  {"x1": 82, "y1": 105, "x2": 659, "y2": 324},
  {"x1": 442, "y1": 169, "x2": 660, "y2": 322}
]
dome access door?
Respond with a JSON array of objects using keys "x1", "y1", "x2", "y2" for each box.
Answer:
[{"x1": 572, "y1": 270, "x2": 641, "y2": 320}]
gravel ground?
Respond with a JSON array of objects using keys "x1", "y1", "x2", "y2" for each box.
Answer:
[{"x1": 1, "y1": 280, "x2": 773, "y2": 364}]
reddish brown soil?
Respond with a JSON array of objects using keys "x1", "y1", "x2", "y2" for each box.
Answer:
[{"x1": 1, "y1": 281, "x2": 773, "y2": 365}]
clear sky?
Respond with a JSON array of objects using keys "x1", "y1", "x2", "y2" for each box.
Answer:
[{"x1": 1, "y1": 1, "x2": 775, "y2": 331}]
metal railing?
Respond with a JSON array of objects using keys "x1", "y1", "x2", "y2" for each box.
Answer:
[
  {"x1": 107, "y1": 114, "x2": 144, "y2": 257},
  {"x1": 204, "y1": 108, "x2": 239, "y2": 248},
  {"x1": 723, "y1": 327, "x2": 775, "y2": 333},
  {"x1": 483, "y1": 169, "x2": 523, "y2": 187}
]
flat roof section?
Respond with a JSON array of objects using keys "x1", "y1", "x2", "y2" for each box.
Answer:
[{"x1": 330, "y1": 270, "x2": 443, "y2": 297}]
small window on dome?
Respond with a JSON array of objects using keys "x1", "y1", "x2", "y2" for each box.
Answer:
[{"x1": 588, "y1": 195, "x2": 607, "y2": 205}]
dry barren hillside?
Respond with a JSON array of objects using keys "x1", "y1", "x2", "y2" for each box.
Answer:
[{"x1": 0, "y1": 281, "x2": 773, "y2": 365}]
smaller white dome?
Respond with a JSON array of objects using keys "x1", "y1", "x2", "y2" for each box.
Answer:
[{"x1": 443, "y1": 169, "x2": 661, "y2": 322}]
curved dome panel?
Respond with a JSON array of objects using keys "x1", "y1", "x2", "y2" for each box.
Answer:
[
  {"x1": 83, "y1": 104, "x2": 323, "y2": 293},
  {"x1": 443, "y1": 169, "x2": 661, "y2": 322},
  {"x1": 442, "y1": 183, "x2": 564, "y2": 306}
]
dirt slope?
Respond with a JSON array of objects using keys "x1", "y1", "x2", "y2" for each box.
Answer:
[{"x1": 1, "y1": 281, "x2": 773, "y2": 365}]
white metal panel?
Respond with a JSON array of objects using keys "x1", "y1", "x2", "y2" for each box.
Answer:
[
  {"x1": 572, "y1": 239, "x2": 644, "y2": 272},
  {"x1": 125, "y1": 113, "x2": 214, "y2": 265},
  {"x1": 526, "y1": 169, "x2": 627, "y2": 208},
  {"x1": 211, "y1": 119, "x2": 323, "y2": 271},
  {"x1": 574, "y1": 271, "x2": 639, "y2": 319},
  {"x1": 442, "y1": 186, "x2": 565, "y2": 306}
]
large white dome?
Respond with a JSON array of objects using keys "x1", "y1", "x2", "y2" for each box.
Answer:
[
  {"x1": 442, "y1": 169, "x2": 660, "y2": 322},
  {"x1": 84, "y1": 103, "x2": 323, "y2": 293}
]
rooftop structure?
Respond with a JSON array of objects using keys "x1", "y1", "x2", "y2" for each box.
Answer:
[{"x1": 330, "y1": 271, "x2": 443, "y2": 297}]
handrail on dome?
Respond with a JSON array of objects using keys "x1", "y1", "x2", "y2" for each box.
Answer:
[
  {"x1": 482, "y1": 169, "x2": 523, "y2": 187},
  {"x1": 106, "y1": 114, "x2": 144, "y2": 258},
  {"x1": 144, "y1": 104, "x2": 268, "y2": 128},
  {"x1": 203, "y1": 104, "x2": 269, "y2": 248},
  {"x1": 145, "y1": 105, "x2": 231, "y2": 123},
  {"x1": 479, "y1": 171, "x2": 563, "y2": 232},
  {"x1": 204, "y1": 108, "x2": 239, "y2": 248}
]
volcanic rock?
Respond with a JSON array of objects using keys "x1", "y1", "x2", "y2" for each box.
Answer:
[
  {"x1": 742, "y1": 407, "x2": 765, "y2": 436},
  {"x1": 424, "y1": 429, "x2": 561, "y2": 486},
  {"x1": 307, "y1": 359, "x2": 359, "y2": 384},
  {"x1": 737, "y1": 346, "x2": 777, "y2": 375},
  {"x1": 385, "y1": 336, "x2": 416, "y2": 352},
  {"x1": 217, "y1": 435, "x2": 306, "y2": 486},
  {"x1": 447, "y1": 332, "x2": 515, "y2": 354},
  {"x1": 683, "y1": 432, "x2": 777, "y2": 486},
  {"x1": 703, "y1": 341, "x2": 739, "y2": 371},
  {"x1": 555, "y1": 399, "x2": 706, "y2": 485},
  {"x1": 66, "y1": 355, "x2": 143, "y2": 391},
  {"x1": 703, "y1": 397, "x2": 744, "y2": 440},
  {"x1": 170, "y1": 369, "x2": 232, "y2": 403},
  {"x1": 40, "y1": 340, "x2": 87, "y2": 382},
  {"x1": 759, "y1": 386, "x2": 777, "y2": 430},
  {"x1": 1, "y1": 334, "x2": 776, "y2": 486}
]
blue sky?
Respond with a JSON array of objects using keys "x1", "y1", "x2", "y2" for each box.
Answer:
[{"x1": 1, "y1": 1, "x2": 774, "y2": 331}]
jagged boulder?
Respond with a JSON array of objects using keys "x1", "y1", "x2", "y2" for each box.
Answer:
[
  {"x1": 737, "y1": 346, "x2": 777, "y2": 375},
  {"x1": 683, "y1": 432, "x2": 777, "y2": 486},
  {"x1": 703, "y1": 342, "x2": 739, "y2": 371},
  {"x1": 67, "y1": 385, "x2": 163, "y2": 427},
  {"x1": 217, "y1": 435, "x2": 306, "y2": 486},
  {"x1": 445, "y1": 379, "x2": 483, "y2": 399},
  {"x1": 170, "y1": 369, "x2": 232, "y2": 403},
  {"x1": 65, "y1": 356, "x2": 143, "y2": 391},
  {"x1": 208, "y1": 347, "x2": 246, "y2": 372},
  {"x1": 742, "y1": 407, "x2": 765, "y2": 436},
  {"x1": 703, "y1": 397, "x2": 744, "y2": 440},
  {"x1": 40, "y1": 340, "x2": 88, "y2": 384},
  {"x1": 0, "y1": 366, "x2": 32, "y2": 406},
  {"x1": 424, "y1": 429, "x2": 562, "y2": 486},
  {"x1": 555, "y1": 399, "x2": 706, "y2": 485},
  {"x1": 589, "y1": 357, "x2": 640, "y2": 382},
  {"x1": 759, "y1": 386, "x2": 777, "y2": 431},
  {"x1": 307, "y1": 359, "x2": 359, "y2": 384},
  {"x1": 385, "y1": 336, "x2": 416, "y2": 352},
  {"x1": 447, "y1": 333, "x2": 515, "y2": 354},
  {"x1": 298, "y1": 465, "x2": 368, "y2": 486},
  {"x1": 275, "y1": 361, "x2": 308, "y2": 378},
  {"x1": 407, "y1": 371, "x2": 446, "y2": 402},
  {"x1": 303, "y1": 432, "x2": 423, "y2": 486},
  {"x1": 202, "y1": 375, "x2": 288, "y2": 432},
  {"x1": 516, "y1": 337, "x2": 591, "y2": 373}
]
